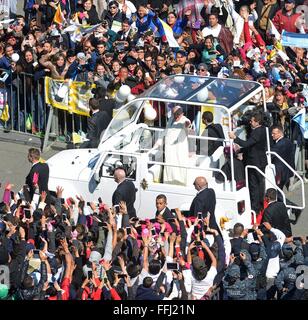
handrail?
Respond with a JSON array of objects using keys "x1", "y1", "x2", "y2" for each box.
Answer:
[
  {"x1": 138, "y1": 125, "x2": 227, "y2": 142},
  {"x1": 99, "y1": 147, "x2": 228, "y2": 183},
  {"x1": 147, "y1": 160, "x2": 228, "y2": 185},
  {"x1": 267, "y1": 150, "x2": 305, "y2": 210},
  {"x1": 245, "y1": 165, "x2": 286, "y2": 205}
]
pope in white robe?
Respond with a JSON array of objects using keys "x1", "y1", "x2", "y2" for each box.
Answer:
[{"x1": 163, "y1": 106, "x2": 191, "y2": 186}]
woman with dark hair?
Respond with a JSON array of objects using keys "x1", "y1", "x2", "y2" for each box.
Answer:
[
  {"x1": 200, "y1": 35, "x2": 226, "y2": 66},
  {"x1": 39, "y1": 52, "x2": 69, "y2": 79},
  {"x1": 131, "y1": 66, "x2": 146, "y2": 95},
  {"x1": 93, "y1": 63, "x2": 114, "y2": 90},
  {"x1": 272, "y1": 90, "x2": 289, "y2": 130},
  {"x1": 77, "y1": 0, "x2": 101, "y2": 25},
  {"x1": 111, "y1": 59, "x2": 122, "y2": 78}
]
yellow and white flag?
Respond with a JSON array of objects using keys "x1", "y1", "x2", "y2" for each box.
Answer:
[{"x1": 158, "y1": 18, "x2": 179, "y2": 48}]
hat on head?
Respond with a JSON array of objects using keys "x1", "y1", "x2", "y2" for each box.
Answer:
[
  {"x1": 0, "y1": 284, "x2": 8, "y2": 300},
  {"x1": 218, "y1": 66, "x2": 230, "y2": 78},
  {"x1": 285, "y1": 0, "x2": 295, "y2": 3},
  {"x1": 26, "y1": 242, "x2": 36, "y2": 254},
  {"x1": 77, "y1": 52, "x2": 86, "y2": 60},
  {"x1": 126, "y1": 56, "x2": 137, "y2": 65},
  {"x1": 249, "y1": 243, "x2": 260, "y2": 260},
  {"x1": 282, "y1": 243, "x2": 294, "y2": 259}
]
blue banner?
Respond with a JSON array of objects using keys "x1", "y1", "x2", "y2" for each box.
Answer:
[{"x1": 281, "y1": 31, "x2": 308, "y2": 48}]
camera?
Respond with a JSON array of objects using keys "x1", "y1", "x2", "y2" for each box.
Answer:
[
  {"x1": 237, "y1": 110, "x2": 271, "y2": 128},
  {"x1": 101, "y1": 20, "x2": 109, "y2": 28},
  {"x1": 237, "y1": 110, "x2": 253, "y2": 127},
  {"x1": 167, "y1": 262, "x2": 179, "y2": 270}
]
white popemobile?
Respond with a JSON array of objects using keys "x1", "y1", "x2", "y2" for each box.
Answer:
[{"x1": 47, "y1": 75, "x2": 305, "y2": 229}]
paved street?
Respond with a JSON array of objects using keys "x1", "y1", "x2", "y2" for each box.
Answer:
[{"x1": 0, "y1": 140, "x2": 307, "y2": 235}]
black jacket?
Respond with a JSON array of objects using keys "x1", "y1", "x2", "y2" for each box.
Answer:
[
  {"x1": 215, "y1": 157, "x2": 245, "y2": 189},
  {"x1": 200, "y1": 123, "x2": 225, "y2": 156},
  {"x1": 78, "y1": 5, "x2": 101, "y2": 25},
  {"x1": 271, "y1": 137, "x2": 295, "y2": 185},
  {"x1": 81, "y1": 110, "x2": 112, "y2": 148},
  {"x1": 101, "y1": 9, "x2": 125, "y2": 29},
  {"x1": 8, "y1": 239, "x2": 27, "y2": 290},
  {"x1": 262, "y1": 201, "x2": 292, "y2": 238},
  {"x1": 135, "y1": 285, "x2": 165, "y2": 300},
  {"x1": 112, "y1": 180, "x2": 137, "y2": 218},
  {"x1": 234, "y1": 126, "x2": 267, "y2": 170},
  {"x1": 25, "y1": 162, "x2": 49, "y2": 200},
  {"x1": 18, "y1": 260, "x2": 47, "y2": 300},
  {"x1": 155, "y1": 207, "x2": 175, "y2": 221},
  {"x1": 189, "y1": 188, "x2": 218, "y2": 230}
]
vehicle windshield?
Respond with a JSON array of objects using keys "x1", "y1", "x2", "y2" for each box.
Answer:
[
  {"x1": 101, "y1": 101, "x2": 142, "y2": 143},
  {"x1": 145, "y1": 75, "x2": 260, "y2": 108}
]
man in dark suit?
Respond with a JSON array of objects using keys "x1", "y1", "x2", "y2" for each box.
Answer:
[
  {"x1": 116, "y1": 18, "x2": 137, "y2": 45},
  {"x1": 81, "y1": 98, "x2": 112, "y2": 149},
  {"x1": 25, "y1": 148, "x2": 49, "y2": 201},
  {"x1": 261, "y1": 188, "x2": 292, "y2": 238},
  {"x1": 271, "y1": 125, "x2": 295, "y2": 192},
  {"x1": 155, "y1": 194, "x2": 175, "y2": 220},
  {"x1": 112, "y1": 167, "x2": 137, "y2": 218},
  {"x1": 200, "y1": 111, "x2": 225, "y2": 157},
  {"x1": 229, "y1": 111, "x2": 267, "y2": 214},
  {"x1": 189, "y1": 176, "x2": 219, "y2": 231}
]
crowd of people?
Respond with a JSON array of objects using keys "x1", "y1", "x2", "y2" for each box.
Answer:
[
  {"x1": 0, "y1": 147, "x2": 307, "y2": 301},
  {"x1": 0, "y1": 0, "x2": 307, "y2": 301}
]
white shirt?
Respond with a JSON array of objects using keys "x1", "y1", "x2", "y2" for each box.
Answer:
[
  {"x1": 185, "y1": 265, "x2": 217, "y2": 299},
  {"x1": 265, "y1": 227, "x2": 286, "y2": 279},
  {"x1": 201, "y1": 24, "x2": 222, "y2": 38},
  {"x1": 118, "y1": 0, "x2": 136, "y2": 19},
  {"x1": 139, "y1": 268, "x2": 161, "y2": 286}
]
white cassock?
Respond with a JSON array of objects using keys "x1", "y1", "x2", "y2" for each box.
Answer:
[{"x1": 164, "y1": 115, "x2": 190, "y2": 186}]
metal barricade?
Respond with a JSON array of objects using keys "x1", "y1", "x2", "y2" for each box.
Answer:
[
  {"x1": 0, "y1": 69, "x2": 89, "y2": 150},
  {"x1": 0, "y1": 69, "x2": 48, "y2": 137}
]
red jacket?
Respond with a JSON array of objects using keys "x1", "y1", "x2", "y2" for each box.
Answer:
[{"x1": 272, "y1": 10, "x2": 301, "y2": 33}]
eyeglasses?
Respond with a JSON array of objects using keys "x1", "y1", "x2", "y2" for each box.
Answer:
[
  {"x1": 109, "y1": 6, "x2": 117, "y2": 9},
  {"x1": 198, "y1": 68, "x2": 206, "y2": 71}
]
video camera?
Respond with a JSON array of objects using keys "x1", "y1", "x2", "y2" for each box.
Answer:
[{"x1": 237, "y1": 110, "x2": 271, "y2": 128}]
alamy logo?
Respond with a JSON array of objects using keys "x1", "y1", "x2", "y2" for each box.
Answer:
[
  {"x1": 296, "y1": 265, "x2": 308, "y2": 289},
  {"x1": 0, "y1": 265, "x2": 10, "y2": 287}
]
